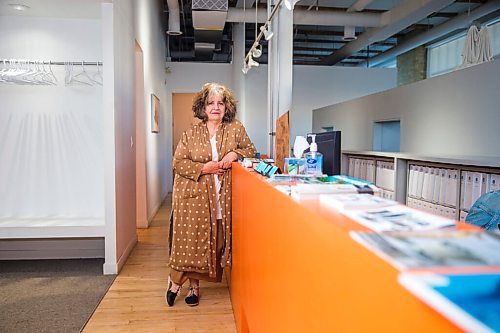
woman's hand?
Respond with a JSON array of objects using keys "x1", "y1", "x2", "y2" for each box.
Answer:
[
  {"x1": 202, "y1": 161, "x2": 225, "y2": 175},
  {"x1": 220, "y1": 152, "x2": 239, "y2": 169}
]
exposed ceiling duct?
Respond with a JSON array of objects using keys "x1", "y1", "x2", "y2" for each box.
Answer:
[
  {"x1": 343, "y1": 0, "x2": 375, "y2": 41},
  {"x1": 360, "y1": 1, "x2": 500, "y2": 67},
  {"x1": 166, "y1": 0, "x2": 182, "y2": 35},
  {"x1": 226, "y1": 7, "x2": 382, "y2": 27},
  {"x1": 319, "y1": 0, "x2": 456, "y2": 65},
  {"x1": 348, "y1": 0, "x2": 375, "y2": 13},
  {"x1": 191, "y1": 0, "x2": 228, "y2": 61},
  {"x1": 166, "y1": 0, "x2": 498, "y2": 66}
]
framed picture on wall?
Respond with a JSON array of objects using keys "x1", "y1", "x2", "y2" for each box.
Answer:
[{"x1": 151, "y1": 94, "x2": 160, "y2": 133}]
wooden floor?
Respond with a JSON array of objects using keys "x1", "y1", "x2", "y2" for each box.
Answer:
[{"x1": 83, "y1": 196, "x2": 237, "y2": 333}]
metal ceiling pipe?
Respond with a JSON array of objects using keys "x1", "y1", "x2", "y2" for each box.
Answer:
[
  {"x1": 348, "y1": 0, "x2": 375, "y2": 12},
  {"x1": 342, "y1": 0, "x2": 373, "y2": 41},
  {"x1": 360, "y1": 1, "x2": 500, "y2": 67},
  {"x1": 226, "y1": 7, "x2": 382, "y2": 27},
  {"x1": 344, "y1": 0, "x2": 374, "y2": 40},
  {"x1": 166, "y1": 0, "x2": 182, "y2": 35},
  {"x1": 320, "y1": 0, "x2": 456, "y2": 65}
]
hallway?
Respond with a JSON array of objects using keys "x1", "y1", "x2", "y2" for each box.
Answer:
[{"x1": 83, "y1": 196, "x2": 237, "y2": 332}]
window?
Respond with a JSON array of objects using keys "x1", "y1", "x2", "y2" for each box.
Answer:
[
  {"x1": 373, "y1": 120, "x2": 400, "y2": 153},
  {"x1": 427, "y1": 19, "x2": 500, "y2": 78}
]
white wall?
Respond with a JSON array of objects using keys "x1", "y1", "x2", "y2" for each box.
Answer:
[
  {"x1": 312, "y1": 59, "x2": 500, "y2": 158},
  {"x1": 234, "y1": 64, "x2": 396, "y2": 155},
  {"x1": 102, "y1": 0, "x2": 138, "y2": 274},
  {"x1": 292, "y1": 66, "x2": 396, "y2": 140},
  {"x1": 0, "y1": 17, "x2": 104, "y2": 223},
  {"x1": 134, "y1": 0, "x2": 169, "y2": 221}
]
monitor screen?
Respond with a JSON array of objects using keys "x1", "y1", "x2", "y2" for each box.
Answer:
[{"x1": 306, "y1": 131, "x2": 341, "y2": 176}]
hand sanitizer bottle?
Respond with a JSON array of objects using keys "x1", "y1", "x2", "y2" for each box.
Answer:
[{"x1": 305, "y1": 134, "x2": 323, "y2": 175}]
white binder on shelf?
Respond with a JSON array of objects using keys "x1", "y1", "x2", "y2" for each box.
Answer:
[
  {"x1": 389, "y1": 162, "x2": 396, "y2": 191},
  {"x1": 348, "y1": 158, "x2": 355, "y2": 177},
  {"x1": 470, "y1": 172, "x2": 483, "y2": 208},
  {"x1": 460, "y1": 171, "x2": 467, "y2": 209},
  {"x1": 375, "y1": 161, "x2": 384, "y2": 189},
  {"x1": 416, "y1": 166, "x2": 425, "y2": 199},
  {"x1": 432, "y1": 168, "x2": 442, "y2": 204},
  {"x1": 462, "y1": 172, "x2": 473, "y2": 211},
  {"x1": 366, "y1": 160, "x2": 375, "y2": 183},
  {"x1": 408, "y1": 165, "x2": 416, "y2": 197},
  {"x1": 481, "y1": 173, "x2": 490, "y2": 195},
  {"x1": 488, "y1": 174, "x2": 499, "y2": 193},
  {"x1": 428, "y1": 168, "x2": 437, "y2": 202},
  {"x1": 445, "y1": 169, "x2": 458, "y2": 207},
  {"x1": 360, "y1": 160, "x2": 367, "y2": 181},
  {"x1": 422, "y1": 167, "x2": 431, "y2": 201},
  {"x1": 438, "y1": 169, "x2": 448, "y2": 205},
  {"x1": 354, "y1": 159, "x2": 361, "y2": 179}
]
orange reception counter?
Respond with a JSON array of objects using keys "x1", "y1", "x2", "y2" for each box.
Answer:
[{"x1": 229, "y1": 163, "x2": 463, "y2": 333}]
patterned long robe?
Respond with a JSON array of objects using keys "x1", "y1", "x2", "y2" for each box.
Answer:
[{"x1": 169, "y1": 119, "x2": 256, "y2": 278}]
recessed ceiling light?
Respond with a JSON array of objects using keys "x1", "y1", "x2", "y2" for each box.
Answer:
[{"x1": 9, "y1": 4, "x2": 30, "y2": 11}]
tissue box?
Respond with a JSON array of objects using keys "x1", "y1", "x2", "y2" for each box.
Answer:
[{"x1": 284, "y1": 158, "x2": 306, "y2": 175}]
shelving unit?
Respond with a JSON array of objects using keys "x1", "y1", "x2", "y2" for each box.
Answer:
[
  {"x1": 343, "y1": 152, "x2": 400, "y2": 201},
  {"x1": 342, "y1": 151, "x2": 500, "y2": 221}
]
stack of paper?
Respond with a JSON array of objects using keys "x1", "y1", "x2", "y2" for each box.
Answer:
[
  {"x1": 351, "y1": 229, "x2": 500, "y2": 269},
  {"x1": 290, "y1": 183, "x2": 379, "y2": 200},
  {"x1": 343, "y1": 205, "x2": 456, "y2": 232},
  {"x1": 320, "y1": 193, "x2": 397, "y2": 211}
]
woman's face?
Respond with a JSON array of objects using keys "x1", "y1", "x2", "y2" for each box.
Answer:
[{"x1": 204, "y1": 92, "x2": 225, "y2": 123}]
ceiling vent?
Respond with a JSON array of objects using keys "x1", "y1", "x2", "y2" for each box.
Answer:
[{"x1": 192, "y1": 0, "x2": 228, "y2": 61}]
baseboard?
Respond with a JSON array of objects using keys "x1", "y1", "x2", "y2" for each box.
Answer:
[
  {"x1": 147, "y1": 194, "x2": 169, "y2": 226},
  {"x1": 116, "y1": 233, "x2": 138, "y2": 273},
  {"x1": 136, "y1": 218, "x2": 149, "y2": 229},
  {"x1": 0, "y1": 238, "x2": 105, "y2": 260},
  {"x1": 103, "y1": 261, "x2": 117, "y2": 275}
]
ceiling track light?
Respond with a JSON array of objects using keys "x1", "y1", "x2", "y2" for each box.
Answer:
[
  {"x1": 252, "y1": 44, "x2": 262, "y2": 58},
  {"x1": 248, "y1": 56, "x2": 260, "y2": 68},
  {"x1": 242, "y1": 0, "x2": 287, "y2": 74},
  {"x1": 260, "y1": 25, "x2": 274, "y2": 41},
  {"x1": 242, "y1": 61, "x2": 250, "y2": 74}
]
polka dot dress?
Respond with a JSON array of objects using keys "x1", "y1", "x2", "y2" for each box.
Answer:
[{"x1": 169, "y1": 120, "x2": 256, "y2": 277}]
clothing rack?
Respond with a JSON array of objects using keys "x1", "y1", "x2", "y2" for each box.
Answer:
[
  {"x1": 1, "y1": 60, "x2": 103, "y2": 66},
  {"x1": 0, "y1": 59, "x2": 103, "y2": 86},
  {"x1": 52, "y1": 61, "x2": 103, "y2": 66}
]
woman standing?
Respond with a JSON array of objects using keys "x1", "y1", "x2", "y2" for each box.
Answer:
[{"x1": 166, "y1": 83, "x2": 256, "y2": 306}]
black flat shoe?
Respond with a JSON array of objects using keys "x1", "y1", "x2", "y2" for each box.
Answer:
[
  {"x1": 185, "y1": 287, "x2": 199, "y2": 306},
  {"x1": 165, "y1": 277, "x2": 181, "y2": 307}
]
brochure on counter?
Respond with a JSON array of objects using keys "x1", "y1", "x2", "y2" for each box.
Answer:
[
  {"x1": 320, "y1": 193, "x2": 397, "y2": 211},
  {"x1": 342, "y1": 204, "x2": 456, "y2": 232},
  {"x1": 398, "y1": 272, "x2": 500, "y2": 333},
  {"x1": 290, "y1": 183, "x2": 380, "y2": 199},
  {"x1": 350, "y1": 229, "x2": 500, "y2": 270}
]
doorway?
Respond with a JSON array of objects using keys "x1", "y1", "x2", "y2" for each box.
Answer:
[{"x1": 172, "y1": 93, "x2": 199, "y2": 154}]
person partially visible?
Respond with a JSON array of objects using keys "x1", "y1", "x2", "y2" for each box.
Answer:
[
  {"x1": 465, "y1": 190, "x2": 500, "y2": 231},
  {"x1": 166, "y1": 82, "x2": 256, "y2": 307}
]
